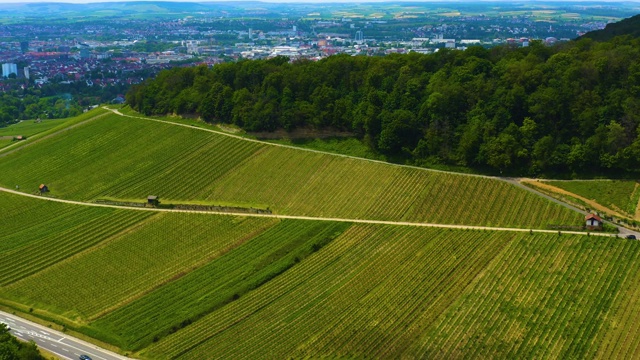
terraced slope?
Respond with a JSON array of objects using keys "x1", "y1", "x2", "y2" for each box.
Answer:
[{"x1": 0, "y1": 111, "x2": 582, "y2": 229}]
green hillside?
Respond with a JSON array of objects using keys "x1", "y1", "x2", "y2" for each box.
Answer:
[
  {"x1": 0, "y1": 110, "x2": 582, "y2": 229},
  {"x1": 580, "y1": 13, "x2": 640, "y2": 41},
  {"x1": 127, "y1": 35, "x2": 640, "y2": 177},
  {"x1": 143, "y1": 227, "x2": 640, "y2": 359},
  {"x1": 544, "y1": 180, "x2": 640, "y2": 218},
  {"x1": 1, "y1": 190, "x2": 638, "y2": 359}
]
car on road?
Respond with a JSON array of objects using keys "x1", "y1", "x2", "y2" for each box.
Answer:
[
  {"x1": 79, "y1": 355, "x2": 92, "y2": 360},
  {"x1": 626, "y1": 235, "x2": 637, "y2": 240}
]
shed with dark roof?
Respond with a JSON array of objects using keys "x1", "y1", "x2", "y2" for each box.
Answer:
[{"x1": 585, "y1": 214, "x2": 603, "y2": 230}]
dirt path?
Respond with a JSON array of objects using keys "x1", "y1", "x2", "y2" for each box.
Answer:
[
  {"x1": 512, "y1": 178, "x2": 640, "y2": 238},
  {"x1": 520, "y1": 179, "x2": 628, "y2": 219},
  {"x1": 4, "y1": 108, "x2": 631, "y2": 238},
  {"x1": 0, "y1": 185, "x2": 618, "y2": 238}
]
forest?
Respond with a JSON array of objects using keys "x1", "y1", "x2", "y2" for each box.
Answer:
[{"x1": 126, "y1": 35, "x2": 640, "y2": 177}]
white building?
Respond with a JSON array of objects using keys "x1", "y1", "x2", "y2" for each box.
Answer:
[{"x1": 2, "y1": 63, "x2": 17, "y2": 78}]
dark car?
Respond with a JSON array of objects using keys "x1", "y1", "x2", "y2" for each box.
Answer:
[
  {"x1": 79, "y1": 355, "x2": 92, "y2": 360},
  {"x1": 626, "y1": 235, "x2": 637, "y2": 240}
]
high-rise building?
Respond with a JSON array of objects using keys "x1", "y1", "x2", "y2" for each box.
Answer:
[
  {"x1": 2, "y1": 63, "x2": 17, "y2": 78},
  {"x1": 355, "y1": 30, "x2": 364, "y2": 44},
  {"x1": 23, "y1": 66, "x2": 30, "y2": 79}
]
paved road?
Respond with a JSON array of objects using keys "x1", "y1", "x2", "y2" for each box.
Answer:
[{"x1": 0, "y1": 311, "x2": 128, "y2": 360}]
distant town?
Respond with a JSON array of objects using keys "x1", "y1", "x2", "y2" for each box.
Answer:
[{"x1": 0, "y1": 1, "x2": 637, "y2": 114}]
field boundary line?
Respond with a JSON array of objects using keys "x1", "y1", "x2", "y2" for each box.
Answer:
[{"x1": 0, "y1": 185, "x2": 617, "y2": 238}]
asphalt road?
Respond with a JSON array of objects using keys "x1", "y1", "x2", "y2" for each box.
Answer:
[{"x1": 0, "y1": 311, "x2": 129, "y2": 360}]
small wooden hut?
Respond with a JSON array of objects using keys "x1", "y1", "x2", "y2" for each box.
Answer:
[{"x1": 147, "y1": 195, "x2": 159, "y2": 206}]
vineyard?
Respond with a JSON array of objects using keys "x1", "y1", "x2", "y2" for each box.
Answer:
[
  {"x1": 142, "y1": 227, "x2": 640, "y2": 359},
  {"x1": 2, "y1": 211, "x2": 277, "y2": 320},
  {"x1": 2, "y1": 109, "x2": 637, "y2": 359},
  {"x1": 0, "y1": 108, "x2": 109, "y2": 153},
  {"x1": 543, "y1": 180, "x2": 640, "y2": 218},
  {"x1": 412, "y1": 233, "x2": 640, "y2": 359},
  {"x1": 90, "y1": 220, "x2": 350, "y2": 351},
  {"x1": 1, "y1": 189, "x2": 639, "y2": 358},
  {"x1": 0, "y1": 111, "x2": 583, "y2": 229}
]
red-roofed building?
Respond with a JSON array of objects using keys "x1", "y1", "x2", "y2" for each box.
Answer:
[{"x1": 585, "y1": 214, "x2": 603, "y2": 231}]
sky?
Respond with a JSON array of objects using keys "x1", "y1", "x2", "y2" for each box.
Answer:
[
  {"x1": 0, "y1": 0, "x2": 638, "y2": 3},
  {"x1": 0, "y1": 0, "x2": 636, "y2": 3}
]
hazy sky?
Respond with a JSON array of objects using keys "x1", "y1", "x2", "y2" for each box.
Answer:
[
  {"x1": 1, "y1": 0, "x2": 635, "y2": 3},
  {"x1": 0, "y1": 0, "x2": 638, "y2": 3}
]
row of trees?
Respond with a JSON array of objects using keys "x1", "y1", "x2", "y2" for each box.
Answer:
[{"x1": 127, "y1": 35, "x2": 640, "y2": 176}]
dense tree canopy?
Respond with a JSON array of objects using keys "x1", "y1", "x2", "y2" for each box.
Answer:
[{"x1": 127, "y1": 35, "x2": 640, "y2": 177}]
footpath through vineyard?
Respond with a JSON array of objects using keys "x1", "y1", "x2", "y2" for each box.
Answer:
[{"x1": 0, "y1": 185, "x2": 622, "y2": 238}]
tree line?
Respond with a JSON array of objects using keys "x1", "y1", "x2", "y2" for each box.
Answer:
[{"x1": 126, "y1": 35, "x2": 640, "y2": 177}]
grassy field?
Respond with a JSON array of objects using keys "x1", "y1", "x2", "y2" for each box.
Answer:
[
  {"x1": 0, "y1": 119, "x2": 70, "y2": 149},
  {"x1": 544, "y1": 180, "x2": 640, "y2": 218},
  {"x1": 0, "y1": 111, "x2": 583, "y2": 229},
  {"x1": 143, "y1": 227, "x2": 640, "y2": 359}
]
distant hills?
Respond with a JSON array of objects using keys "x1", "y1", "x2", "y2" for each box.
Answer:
[
  {"x1": 0, "y1": 1, "x2": 333, "y2": 19},
  {"x1": 580, "y1": 13, "x2": 640, "y2": 41}
]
